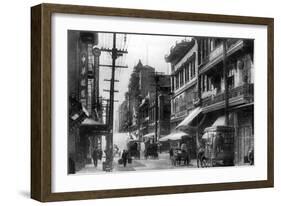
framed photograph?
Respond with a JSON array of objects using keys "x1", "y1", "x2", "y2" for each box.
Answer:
[{"x1": 31, "y1": 3, "x2": 274, "y2": 202}]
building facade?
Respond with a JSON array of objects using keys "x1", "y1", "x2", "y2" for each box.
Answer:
[
  {"x1": 117, "y1": 98, "x2": 129, "y2": 133},
  {"x1": 196, "y1": 38, "x2": 254, "y2": 165},
  {"x1": 118, "y1": 60, "x2": 156, "y2": 135},
  {"x1": 139, "y1": 75, "x2": 171, "y2": 143},
  {"x1": 165, "y1": 39, "x2": 198, "y2": 157},
  {"x1": 166, "y1": 39, "x2": 198, "y2": 132},
  {"x1": 67, "y1": 30, "x2": 104, "y2": 173}
]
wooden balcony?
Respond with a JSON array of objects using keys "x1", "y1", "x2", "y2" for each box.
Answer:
[
  {"x1": 201, "y1": 83, "x2": 254, "y2": 112},
  {"x1": 199, "y1": 40, "x2": 244, "y2": 74}
]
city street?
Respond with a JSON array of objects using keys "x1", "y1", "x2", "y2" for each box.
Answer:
[
  {"x1": 68, "y1": 31, "x2": 255, "y2": 175},
  {"x1": 76, "y1": 152, "x2": 197, "y2": 174}
]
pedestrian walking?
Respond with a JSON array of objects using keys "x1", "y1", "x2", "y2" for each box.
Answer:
[
  {"x1": 121, "y1": 150, "x2": 128, "y2": 167},
  {"x1": 92, "y1": 147, "x2": 99, "y2": 168},
  {"x1": 169, "y1": 147, "x2": 174, "y2": 159},
  {"x1": 248, "y1": 147, "x2": 254, "y2": 165}
]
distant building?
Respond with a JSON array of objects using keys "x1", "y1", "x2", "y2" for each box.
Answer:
[
  {"x1": 139, "y1": 75, "x2": 171, "y2": 143},
  {"x1": 114, "y1": 109, "x2": 120, "y2": 133},
  {"x1": 118, "y1": 60, "x2": 156, "y2": 135},
  {"x1": 117, "y1": 99, "x2": 129, "y2": 133},
  {"x1": 138, "y1": 61, "x2": 156, "y2": 97}
]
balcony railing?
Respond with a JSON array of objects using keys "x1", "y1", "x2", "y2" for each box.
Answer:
[
  {"x1": 199, "y1": 40, "x2": 244, "y2": 74},
  {"x1": 201, "y1": 83, "x2": 254, "y2": 108}
]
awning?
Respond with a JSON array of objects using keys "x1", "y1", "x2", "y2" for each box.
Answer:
[
  {"x1": 142, "y1": 132, "x2": 155, "y2": 139},
  {"x1": 212, "y1": 116, "x2": 226, "y2": 126},
  {"x1": 202, "y1": 114, "x2": 234, "y2": 139},
  {"x1": 81, "y1": 118, "x2": 103, "y2": 126},
  {"x1": 159, "y1": 131, "x2": 190, "y2": 142},
  {"x1": 82, "y1": 106, "x2": 89, "y2": 117},
  {"x1": 202, "y1": 133, "x2": 209, "y2": 140},
  {"x1": 212, "y1": 114, "x2": 233, "y2": 126},
  {"x1": 176, "y1": 107, "x2": 202, "y2": 130}
]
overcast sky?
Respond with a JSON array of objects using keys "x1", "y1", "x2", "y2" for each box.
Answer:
[{"x1": 97, "y1": 33, "x2": 188, "y2": 113}]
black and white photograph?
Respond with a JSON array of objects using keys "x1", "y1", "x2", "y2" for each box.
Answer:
[{"x1": 67, "y1": 30, "x2": 254, "y2": 174}]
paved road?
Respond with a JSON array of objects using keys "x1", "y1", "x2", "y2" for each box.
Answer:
[{"x1": 75, "y1": 152, "x2": 197, "y2": 174}]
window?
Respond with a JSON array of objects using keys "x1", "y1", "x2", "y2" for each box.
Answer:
[
  {"x1": 207, "y1": 76, "x2": 212, "y2": 91},
  {"x1": 180, "y1": 70, "x2": 184, "y2": 87},
  {"x1": 185, "y1": 64, "x2": 189, "y2": 83},
  {"x1": 198, "y1": 40, "x2": 202, "y2": 65},
  {"x1": 188, "y1": 64, "x2": 191, "y2": 79},
  {"x1": 201, "y1": 75, "x2": 204, "y2": 92},
  {"x1": 173, "y1": 99, "x2": 176, "y2": 114},
  {"x1": 191, "y1": 60, "x2": 195, "y2": 78},
  {"x1": 171, "y1": 76, "x2": 174, "y2": 91},
  {"x1": 228, "y1": 67, "x2": 235, "y2": 90},
  {"x1": 227, "y1": 76, "x2": 234, "y2": 90},
  {"x1": 179, "y1": 71, "x2": 182, "y2": 87},
  {"x1": 193, "y1": 58, "x2": 196, "y2": 76}
]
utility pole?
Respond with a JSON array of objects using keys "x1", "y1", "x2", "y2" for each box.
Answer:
[
  {"x1": 151, "y1": 72, "x2": 164, "y2": 143},
  {"x1": 127, "y1": 88, "x2": 131, "y2": 134},
  {"x1": 155, "y1": 78, "x2": 159, "y2": 143},
  {"x1": 223, "y1": 39, "x2": 229, "y2": 126},
  {"x1": 100, "y1": 33, "x2": 128, "y2": 170}
]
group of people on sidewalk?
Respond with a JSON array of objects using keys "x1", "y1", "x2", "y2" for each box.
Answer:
[{"x1": 91, "y1": 144, "x2": 132, "y2": 169}]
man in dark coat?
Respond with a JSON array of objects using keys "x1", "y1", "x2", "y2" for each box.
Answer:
[
  {"x1": 121, "y1": 150, "x2": 128, "y2": 167},
  {"x1": 92, "y1": 147, "x2": 99, "y2": 167}
]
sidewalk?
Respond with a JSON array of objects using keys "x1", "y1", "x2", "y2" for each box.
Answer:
[
  {"x1": 75, "y1": 159, "x2": 105, "y2": 174},
  {"x1": 75, "y1": 152, "x2": 198, "y2": 174},
  {"x1": 133, "y1": 152, "x2": 197, "y2": 171}
]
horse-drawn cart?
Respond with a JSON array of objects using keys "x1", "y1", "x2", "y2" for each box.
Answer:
[{"x1": 197, "y1": 126, "x2": 235, "y2": 167}]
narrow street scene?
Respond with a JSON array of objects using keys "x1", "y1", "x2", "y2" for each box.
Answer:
[{"x1": 68, "y1": 30, "x2": 254, "y2": 174}]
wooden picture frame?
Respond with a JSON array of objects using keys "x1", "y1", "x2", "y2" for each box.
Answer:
[{"x1": 31, "y1": 3, "x2": 274, "y2": 202}]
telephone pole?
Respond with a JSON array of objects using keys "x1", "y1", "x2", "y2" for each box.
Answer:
[
  {"x1": 151, "y1": 72, "x2": 164, "y2": 143},
  {"x1": 223, "y1": 39, "x2": 229, "y2": 126},
  {"x1": 100, "y1": 33, "x2": 128, "y2": 170}
]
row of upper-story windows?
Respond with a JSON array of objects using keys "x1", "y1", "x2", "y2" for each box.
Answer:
[
  {"x1": 171, "y1": 87, "x2": 195, "y2": 115},
  {"x1": 171, "y1": 55, "x2": 196, "y2": 92},
  {"x1": 139, "y1": 101, "x2": 156, "y2": 123},
  {"x1": 198, "y1": 38, "x2": 223, "y2": 65},
  {"x1": 200, "y1": 53, "x2": 254, "y2": 98}
]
